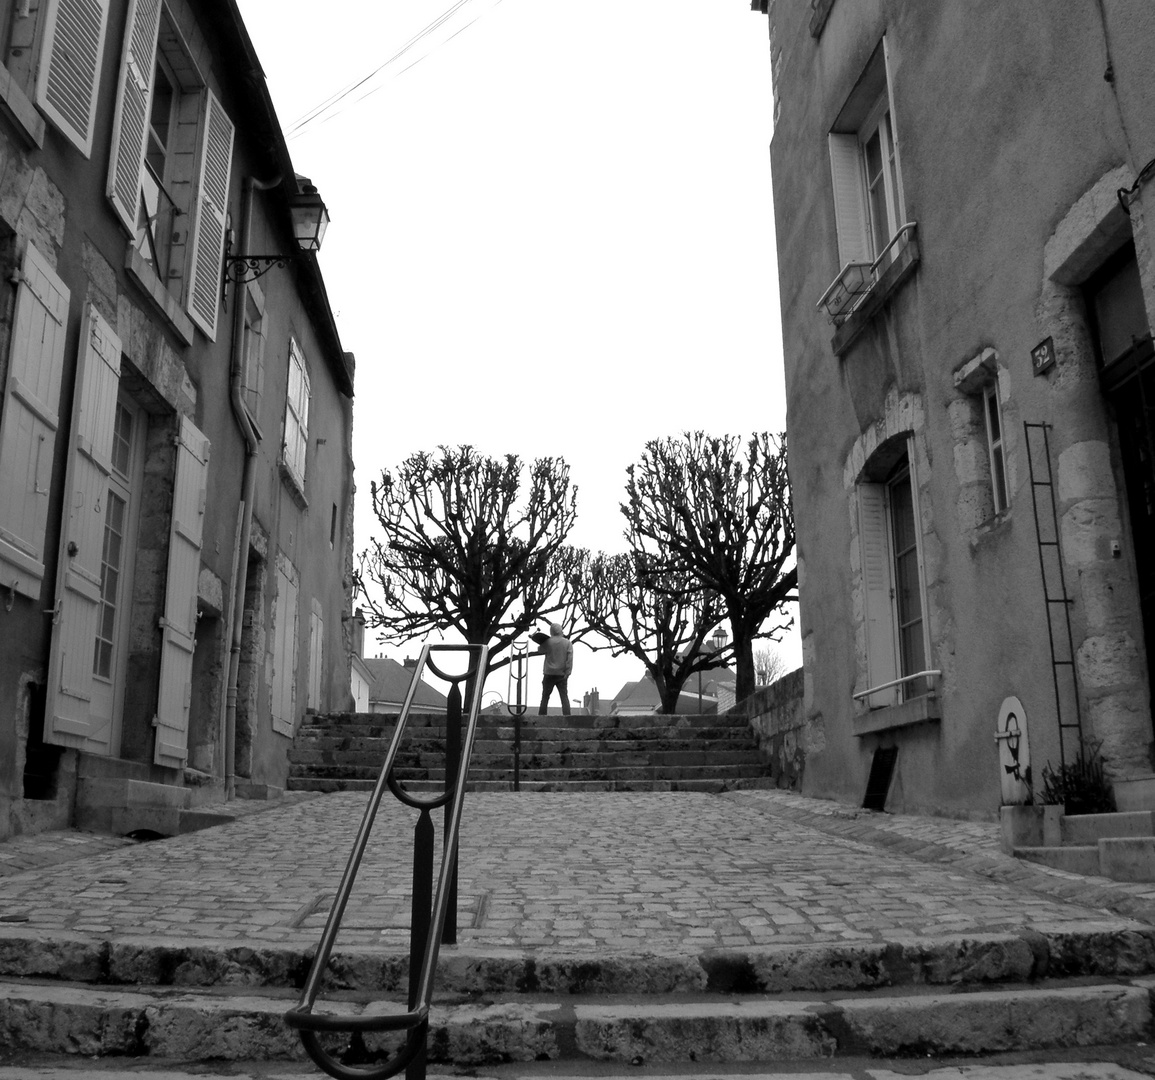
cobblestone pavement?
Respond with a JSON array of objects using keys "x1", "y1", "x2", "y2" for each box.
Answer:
[{"x1": 2, "y1": 789, "x2": 1155, "y2": 952}]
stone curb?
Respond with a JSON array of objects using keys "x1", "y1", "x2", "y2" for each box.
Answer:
[
  {"x1": 0, "y1": 979, "x2": 1150, "y2": 1064},
  {"x1": 3, "y1": 925, "x2": 1155, "y2": 994}
]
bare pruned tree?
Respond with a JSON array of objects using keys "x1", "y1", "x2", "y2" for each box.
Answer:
[
  {"x1": 623, "y1": 432, "x2": 796, "y2": 704},
  {"x1": 753, "y1": 644, "x2": 789, "y2": 688},
  {"x1": 358, "y1": 446, "x2": 583, "y2": 672},
  {"x1": 574, "y1": 551, "x2": 727, "y2": 713}
]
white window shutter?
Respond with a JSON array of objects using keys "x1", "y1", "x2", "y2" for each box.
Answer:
[
  {"x1": 0, "y1": 244, "x2": 70, "y2": 601},
  {"x1": 186, "y1": 88, "x2": 234, "y2": 339},
  {"x1": 45, "y1": 305, "x2": 122, "y2": 749},
  {"x1": 307, "y1": 603, "x2": 323, "y2": 711},
  {"x1": 36, "y1": 0, "x2": 110, "y2": 158},
  {"x1": 106, "y1": 0, "x2": 161, "y2": 233},
  {"x1": 858, "y1": 482, "x2": 899, "y2": 708},
  {"x1": 154, "y1": 415, "x2": 209, "y2": 768},
  {"x1": 284, "y1": 342, "x2": 309, "y2": 486},
  {"x1": 828, "y1": 132, "x2": 871, "y2": 270},
  {"x1": 271, "y1": 562, "x2": 298, "y2": 736}
]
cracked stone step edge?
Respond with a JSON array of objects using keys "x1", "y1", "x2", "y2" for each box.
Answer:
[
  {"x1": 3, "y1": 927, "x2": 1155, "y2": 994},
  {"x1": 0, "y1": 980, "x2": 1151, "y2": 1063}
]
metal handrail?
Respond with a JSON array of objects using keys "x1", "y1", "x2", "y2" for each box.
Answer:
[
  {"x1": 285, "y1": 642, "x2": 488, "y2": 1080},
  {"x1": 852, "y1": 668, "x2": 941, "y2": 701}
]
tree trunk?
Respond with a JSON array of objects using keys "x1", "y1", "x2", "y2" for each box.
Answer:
[{"x1": 731, "y1": 622, "x2": 756, "y2": 706}]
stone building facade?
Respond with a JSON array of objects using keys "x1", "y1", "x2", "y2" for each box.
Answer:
[
  {"x1": 751, "y1": 0, "x2": 1155, "y2": 816},
  {"x1": 0, "y1": 0, "x2": 356, "y2": 838}
]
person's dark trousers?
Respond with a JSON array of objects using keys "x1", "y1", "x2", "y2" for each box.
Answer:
[{"x1": 539, "y1": 675, "x2": 570, "y2": 715}]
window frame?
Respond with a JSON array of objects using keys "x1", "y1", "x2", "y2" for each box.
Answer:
[{"x1": 983, "y1": 383, "x2": 1009, "y2": 516}]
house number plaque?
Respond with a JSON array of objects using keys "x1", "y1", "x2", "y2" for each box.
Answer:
[{"x1": 1031, "y1": 336, "x2": 1056, "y2": 376}]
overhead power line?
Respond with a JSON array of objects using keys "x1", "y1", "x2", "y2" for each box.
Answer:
[{"x1": 286, "y1": 0, "x2": 502, "y2": 139}]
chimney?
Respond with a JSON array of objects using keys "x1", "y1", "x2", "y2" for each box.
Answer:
[
  {"x1": 402, "y1": 657, "x2": 418, "y2": 670},
  {"x1": 352, "y1": 608, "x2": 366, "y2": 659}
]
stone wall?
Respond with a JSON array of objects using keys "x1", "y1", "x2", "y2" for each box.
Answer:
[{"x1": 743, "y1": 668, "x2": 808, "y2": 790}]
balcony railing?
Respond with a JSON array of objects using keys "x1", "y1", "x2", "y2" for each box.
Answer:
[{"x1": 817, "y1": 222, "x2": 919, "y2": 326}]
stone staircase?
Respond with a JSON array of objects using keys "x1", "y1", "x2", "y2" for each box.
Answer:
[
  {"x1": 1003, "y1": 806, "x2": 1155, "y2": 882},
  {"x1": 287, "y1": 711, "x2": 774, "y2": 793},
  {"x1": 2, "y1": 927, "x2": 1154, "y2": 1067}
]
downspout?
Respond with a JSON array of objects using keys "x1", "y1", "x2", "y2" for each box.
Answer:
[{"x1": 223, "y1": 173, "x2": 281, "y2": 799}]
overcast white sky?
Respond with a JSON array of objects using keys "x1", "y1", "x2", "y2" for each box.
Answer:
[{"x1": 235, "y1": 0, "x2": 796, "y2": 701}]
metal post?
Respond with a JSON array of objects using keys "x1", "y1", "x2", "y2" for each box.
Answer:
[
  {"x1": 506, "y1": 642, "x2": 528, "y2": 792},
  {"x1": 442, "y1": 683, "x2": 461, "y2": 945},
  {"x1": 406, "y1": 808, "x2": 433, "y2": 1080}
]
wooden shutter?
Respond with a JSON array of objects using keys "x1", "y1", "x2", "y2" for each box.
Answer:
[
  {"x1": 307, "y1": 603, "x2": 323, "y2": 710},
  {"x1": 106, "y1": 0, "x2": 161, "y2": 232},
  {"x1": 858, "y1": 482, "x2": 899, "y2": 708},
  {"x1": 154, "y1": 415, "x2": 209, "y2": 768},
  {"x1": 44, "y1": 305, "x2": 121, "y2": 748},
  {"x1": 186, "y1": 88, "x2": 234, "y2": 339},
  {"x1": 284, "y1": 341, "x2": 310, "y2": 486},
  {"x1": 0, "y1": 244, "x2": 70, "y2": 601},
  {"x1": 36, "y1": 0, "x2": 110, "y2": 158},
  {"x1": 828, "y1": 133, "x2": 871, "y2": 270},
  {"x1": 271, "y1": 561, "x2": 298, "y2": 736}
]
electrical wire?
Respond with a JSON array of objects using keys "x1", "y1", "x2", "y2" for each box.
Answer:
[
  {"x1": 286, "y1": 0, "x2": 502, "y2": 139},
  {"x1": 286, "y1": 0, "x2": 474, "y2": 135}
]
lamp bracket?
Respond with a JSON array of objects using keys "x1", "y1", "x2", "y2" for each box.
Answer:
[{"x1": 223, "y1": 253, "x2": 302, "y2": 288}]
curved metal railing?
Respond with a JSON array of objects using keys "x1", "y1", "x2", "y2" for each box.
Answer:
[{"x1": 285, "y1": 642, "x2": 488, "y2": 1080}]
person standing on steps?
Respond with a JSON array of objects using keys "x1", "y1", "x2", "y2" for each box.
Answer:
[{"x1": 538, "y1": 622, "x2": 573, "y2": 716}]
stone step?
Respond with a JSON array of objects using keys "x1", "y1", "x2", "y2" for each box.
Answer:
[
  {"x1": 1016, "y1": 836, "x2": 1155, "y2": 882},
  {"x1": 304, "y1": 714, "x2": 757, "y2": 736},
  {"x1": 1015, "y1": 844, "x2": 1103, "y2": 876},
  {"x1": 288, "y1": 777, "x2": 775, "y2": 793},
  {"x1": 288, "y1": 749, "x2": 765, "y2": 771},
  {"x1": 0, "y1": 1059, "x2": 1150, "y2": 1080},
  {"x1": 8, "y1": 928, "x2": 1153, "y2": 994},
  {"x1": 0, "y1": 976, "x2": 1148, "y2": 1064},
  {"x1": 291, "y1": 735, "x2": 758, "y2": 755},
  {"x1": 292, "y1": 764, "x2": 769, "y2": 785},
  {"x1": 1064, "y1": 811, "x2": 1155, "y2": 844}
]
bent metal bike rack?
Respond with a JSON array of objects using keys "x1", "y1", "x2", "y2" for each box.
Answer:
[{"x1": 285, "y1": 643, "x2": 488, "y2": 1080}]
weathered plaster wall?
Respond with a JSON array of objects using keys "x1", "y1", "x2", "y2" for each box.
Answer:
[
  {"x1": 767, "y1": 0, "x2": 1154, "y2": 817},
  {"x1": 746, "y1": 668, "x2": 810, "y2": 789}
]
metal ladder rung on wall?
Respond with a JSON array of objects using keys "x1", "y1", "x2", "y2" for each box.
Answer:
[{"x1": 1024, "y1": 421, "x2": 1084, "y2": 770}]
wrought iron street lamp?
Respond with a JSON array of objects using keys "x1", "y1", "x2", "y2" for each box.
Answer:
[{"x1": 223, "y1": 182, "x2": 330, "y2": 287}]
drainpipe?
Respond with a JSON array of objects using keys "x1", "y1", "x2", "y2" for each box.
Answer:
[{"x1": 223, "y1": 174, "x2": 281, "y2": 799}]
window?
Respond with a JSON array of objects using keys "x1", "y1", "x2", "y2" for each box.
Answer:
[
  {"x1": 135, "y1": 49, "x2": 179, "y2": 281},
  {"x1": 282, "y1": 338, "x2": 310, "y2": 491},
  {"x1": 241, "y1": 283, "x2": 266, "y2": 417},
  {"x1": 107, "y1": 1, "x2": 235, "y2": 339},
  {"x1": 820, "y1": 38, "x2": 915, "y2": 331},
  {"x1": 952, "y1": 348, "x2": 1012, "y2": 529},
  {"x1": 983, "y1": 384, "x2": 1008, "y2": 515},
  {"x1": 827, "y1": 40, "x2": 904, "y2": 270},
  {"x1": 271, "y1": 557, "x2": 299, "y2": 737},
  {"x1": 857, "y1": 438, "x2": 930, "y2": 708}
]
